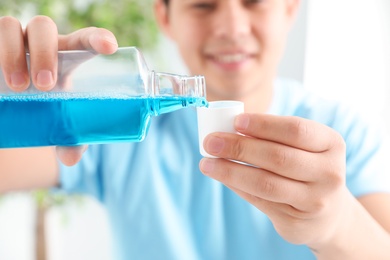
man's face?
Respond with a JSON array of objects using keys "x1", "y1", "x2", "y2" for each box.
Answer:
[{"x1": 157, "y1": 0, "x2": 298, "y2": 101}]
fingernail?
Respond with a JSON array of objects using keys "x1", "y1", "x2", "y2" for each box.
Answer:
[
  {"x1": 200, "y1": 158, "x2": 215, "y2": 174},
  {"x1": 205, "y1": 136, "x2": 225, "y2": 154},
  {"x1": 235, "y1": 114, "x2": 249, "y2": 131},
  {"x1": 37, "y1": 70, "x2": 54, "y2": 89},
  {"x1": 11, "y1": 72, "x2": 27, "y2": 89}
]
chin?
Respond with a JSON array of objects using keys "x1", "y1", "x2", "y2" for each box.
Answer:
[{"x1": 207, "y1": 86, "x2": 248, "y2": 101}]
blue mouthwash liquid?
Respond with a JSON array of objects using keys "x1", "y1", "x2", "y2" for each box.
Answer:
[{"x1": 0, "y1": 93, "x2": 207, "y2": 148}]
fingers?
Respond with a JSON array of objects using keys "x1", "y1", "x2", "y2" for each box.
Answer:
[
  {"x1": 58, "y1": 27, "x2": 118, "y2": 54},
  {"x1": 199, "y1": 158, "x2": 312, "y2": 210},
  {"x1": 1, "y1": 16, "x2": 119, "y2": 92},
  {"x1": 56, "y1": 145, "x2": 88, "y2": 166},
  {"x1": 201, "y1": 113, "x2": 346, "y2": 182},
  {"x1": 203, "y1": 132, "x2": 327, "y2": 182},
  {"x1": 226, "y1": 185, "x2": 297, "y2": 223},
  {"x1": 234, "y1": 113, "x2": 344, "y2": 152},
  {"x1": 0, "y1": 16, "x2": 30, "y2": 91},
  {"x1": 25, "y1": 16, "x2": 59, "y2": 91}
]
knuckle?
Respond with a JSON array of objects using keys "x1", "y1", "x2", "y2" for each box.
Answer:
[
  {"x1": 285, "y1": 202, "x2": 322, "y2": 224},
  {"x1": 319, "y1": 159, "x2": 345, "y2": 187},
  {"x1": 223, "y1": 164, "x2": 235, "y2": 184},
  {"x1": 2, "y1": 51, "x2": 24, "y2": 66},
  {"x1": 76, "y1": 26, "x2": 99, "y2": 37},
  {"x1": 34, "y1": 48, "x2": 56, "y2": 58},
  {"x1": 285, "y1": 206, "x2": 307, "y2": 220},
  {"x1": 323, "y1": 134, "x2": 346, "y2": 186},
  {"x1": 28, "y1": 50, "x2": 56, "y2": 72},
  {"x1": 288, "y1": 117, "x2": 309, "y2": 139},
  {"x1": 212, "y1": 159, "x2": 234, "y2": 184},
  {"x1": 307, "y1": 197, "x2": 327, "y2": 216},
  {"x1": 228, "y1": 136, "x2": 246, "y2": 160},
  {"x1": 269, "y1": 146, "x2": 288, "y2": 167},
  {"x1": 256, "y1": 175, "x2": 276, "y2": 197},
  {"x1": 327, "y1": 168, "x2": 345, "y2": 187},
  {"x1": 331, "y1": 132, "x2": 346, "y2": 151}
]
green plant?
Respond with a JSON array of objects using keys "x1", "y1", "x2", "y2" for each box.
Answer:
[
  {"x1": 0, "y1": 0, "x2": 159, "y2": 49},
  {"x1": 32, "y1": 189, "x2": 84, "y2": 260}
]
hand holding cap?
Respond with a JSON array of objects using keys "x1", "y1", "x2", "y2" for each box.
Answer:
[{"x1": 197, "y1": 100, "x2": 244, "y2": 158}]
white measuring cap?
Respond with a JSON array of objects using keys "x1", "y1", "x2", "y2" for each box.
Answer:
[{"x1": 197, "y1": 100, "x2": 244, "y2": 158}]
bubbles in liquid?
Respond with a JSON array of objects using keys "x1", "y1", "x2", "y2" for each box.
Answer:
[
  {"x1": 0, "y1": 94, "x2": 207, "y2": 148},
  {"x1": 0, "y1": 92, "x2": 140, "y2": 102}
]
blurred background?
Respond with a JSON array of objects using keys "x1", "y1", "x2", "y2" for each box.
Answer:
[{"x1": 0, "y1": 0, "x2": 389, "y2": 259}]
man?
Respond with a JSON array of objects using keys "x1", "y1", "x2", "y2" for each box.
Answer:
[{"x1": 1, "y1": 0, "x2": 390, "y2": 259}]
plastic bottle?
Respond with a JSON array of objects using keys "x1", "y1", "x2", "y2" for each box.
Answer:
[{"x1": 0, "y1": 47, "x2": 207, "y2": 148}]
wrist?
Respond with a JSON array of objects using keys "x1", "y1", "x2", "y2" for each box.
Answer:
[{"x1": 309, "y1": 191, "x2": 390, "y2": 259}]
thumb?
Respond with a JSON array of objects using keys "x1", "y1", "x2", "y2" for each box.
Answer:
[
  {"x1": 58, "y1": 27, "x2": 118, "y2": 54},
  {"x1": 56, "y1": 145, "x2": 88, "y2": 166}
]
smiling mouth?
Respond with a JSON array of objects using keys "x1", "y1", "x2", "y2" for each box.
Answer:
[{"x1": 214, "y1": 53, "x2": 249, "y2": 63}]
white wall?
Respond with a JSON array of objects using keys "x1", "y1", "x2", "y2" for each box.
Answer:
[
  {"x1": 0, "y1": 195, "x2": 35, "y2": 260},
  {"x1": 45, "y1": 199, "x2": 113, "y2": 260},
  {"x1": 304, "y1": 0, "x2": 390, "y2": 126},
  {"x1": 0, "y1": 194, "x2": 113, "y2": 260},
  {"x1": 278, "y1": 0, "x2": 308, "y2": 81}
]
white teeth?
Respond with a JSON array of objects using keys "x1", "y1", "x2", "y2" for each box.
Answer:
[{"x1": 216, "y1": 54, "x2": 246, "y2": 63}]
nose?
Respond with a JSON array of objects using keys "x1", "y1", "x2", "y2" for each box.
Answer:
[{"x1": 213, "y1": 2, "x2": 251, "y2": 39}]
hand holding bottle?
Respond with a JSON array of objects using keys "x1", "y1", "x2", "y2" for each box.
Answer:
[
  {"x1": 0, "y1": 15, "x2": 207, "y2": 165},
  {"x1": 0, "y1": 15, "x2": 118, "y2": 91},
  {"x1": 0, "y1": 15, "x2": 118, "y2": 165}
]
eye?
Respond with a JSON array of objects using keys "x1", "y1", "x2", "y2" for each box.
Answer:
[
  {"x1": 244, "y1": 0, "x2": 265, "y2": 5},
  {"x1": 191, "y1": 1, "x2": 216, "y2": 11}
]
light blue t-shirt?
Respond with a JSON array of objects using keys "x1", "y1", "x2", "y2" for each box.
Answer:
[{"x1": 60, "y1": 79, "x2": 390, "y2": 260}]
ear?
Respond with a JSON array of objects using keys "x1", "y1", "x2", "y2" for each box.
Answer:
[
  {"x1": 154, "y1": 0, "x2": 173, "y2": 39},
  {"x1": 285, "y1": 0, "x2": 301, "y2": 27}
]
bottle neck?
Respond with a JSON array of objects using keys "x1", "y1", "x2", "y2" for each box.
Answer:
[
  {"x1": 150, "y1": 71, "x2": 206, "y2": 97},
  {"x1": 148, "y1": 71, "x2": 208, "y2": 115}
]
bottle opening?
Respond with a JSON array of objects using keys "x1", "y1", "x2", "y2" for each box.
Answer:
[{"x1": 151, "y1": 72, "x2": 206, "y2": 98}]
